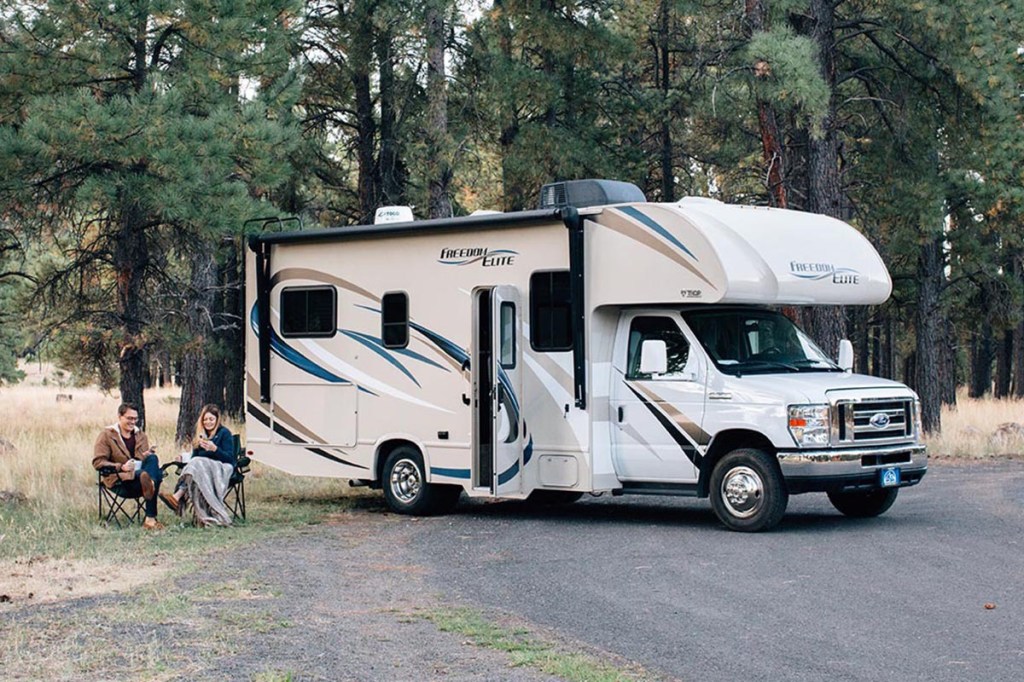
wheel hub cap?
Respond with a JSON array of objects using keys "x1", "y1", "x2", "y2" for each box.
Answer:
[
  {"x1": 390, "y1": 459, "x2": 421, "y2": 503},
  {"x1": 721, "y1": 466, "x2": 764, "y2": 519}
]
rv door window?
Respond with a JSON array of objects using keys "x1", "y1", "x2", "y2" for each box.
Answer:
[
  {"x1": 530, "y1": 270, "x2": 572, "y2": 351},
  {"x1": 382, "y1": 292, "x2": 409, "y2": 348},
  {"x1": 280, "y1": 286, "x2": 336, "y2": 338},
  {"x1": 499, "y1": 302, "x2": 516, "y2": 369},
  {"x1": 626, "y1": 317, "x2": 691, "y2": 380}
]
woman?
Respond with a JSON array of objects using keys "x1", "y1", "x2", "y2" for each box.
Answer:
[{"x1": 159, "y1": 404, "x2": 237, "y2": 526}]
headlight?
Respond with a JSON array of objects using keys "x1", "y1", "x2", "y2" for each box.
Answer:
[{"x1": 788, "y1": 404, "x2": 830, "y2": 446}]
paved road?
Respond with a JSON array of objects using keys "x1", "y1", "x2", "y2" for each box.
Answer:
[{"x1": 408, "y1": 460, "x2": 1024, "y2": 681}]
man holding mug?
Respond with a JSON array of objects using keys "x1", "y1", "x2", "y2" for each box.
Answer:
[{"x1": 92, "y1": 402, "x2": 166, "y2": 530}]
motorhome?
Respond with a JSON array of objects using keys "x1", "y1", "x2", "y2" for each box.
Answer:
[{"x1": 245, "y1": 179, "x2": 926, "y2": 531}]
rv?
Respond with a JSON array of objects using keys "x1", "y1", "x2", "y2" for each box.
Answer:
[{"x1": 245, "y1": 179, "x2": 926, "y2": 531}]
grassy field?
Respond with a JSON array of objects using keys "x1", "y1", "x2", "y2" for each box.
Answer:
[{"x1": 0, "y1": 379, "x2": 369, "y2": 605}]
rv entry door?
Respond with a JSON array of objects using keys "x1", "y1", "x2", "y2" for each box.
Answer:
[
  {"x1": 473, "y1": 286, "x2": 524, "y2": 495},
  {"x1": 492, "y1": 286, "x2": 524, "y2": 494}
]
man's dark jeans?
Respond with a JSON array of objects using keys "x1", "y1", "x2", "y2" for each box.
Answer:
[{"x1": 111, "y1": 454, "x2": 163, "y2": 518}]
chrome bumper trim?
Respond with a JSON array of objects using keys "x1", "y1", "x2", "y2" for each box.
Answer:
[{"x1": 778, "y1": 444, "x2": 927, "y2": 478}]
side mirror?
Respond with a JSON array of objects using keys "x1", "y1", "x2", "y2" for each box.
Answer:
[
  {"x1": 837, "y1": 339, "x2": 854, "y2": 372},
  {"x1": 639, "y1": 340, "x2": 668, "y2": 376}
]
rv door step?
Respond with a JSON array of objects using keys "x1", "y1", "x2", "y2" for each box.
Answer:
[{"x1": 615, "y1": 482, "x2": 700, "y2": 497}]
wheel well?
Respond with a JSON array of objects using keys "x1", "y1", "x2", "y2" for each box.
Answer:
[
  {"x1": 374, "y1": 439, "x2": 421, "y2": 489},
  {"x1": 697, "y1": 430, "x2": 776, "y2": 497}
]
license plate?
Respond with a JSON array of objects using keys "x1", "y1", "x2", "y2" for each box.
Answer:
[{"x1": 879, "y1": 467, "x2": 901, "y2": 488}]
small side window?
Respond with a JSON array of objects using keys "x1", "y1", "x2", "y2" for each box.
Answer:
[
  {"x1": 281, "y1": 286, "x2": 336, "y2": 338},
  {"x1": 499, "y1": 302, "x2": 516, "y2": 369},
  {"x1": 382, "y1": 292, "x2": 409, "y2": 348},
  {"x1": 530, "y1": 270, "x2": 572, "y2": 351}
]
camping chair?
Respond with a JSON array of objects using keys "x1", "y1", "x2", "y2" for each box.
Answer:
[
  {"x1": 96, "y1": 467, "x2": 144, "y2": 527},
  {"x1": 162, "y1": 434, "x2": 250, "y2": 523},
  {"x1": 97, "y1": 461, "x2": 183, "y2": 527}
]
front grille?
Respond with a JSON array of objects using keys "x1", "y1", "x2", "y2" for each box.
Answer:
[{"x1": 834, "y1": 398, "x2": 915, "y2": 445}]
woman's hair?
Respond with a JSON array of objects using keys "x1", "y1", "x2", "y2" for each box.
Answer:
[{"x1": 193, "y1": 404, "x2": 222, "y2": 447}]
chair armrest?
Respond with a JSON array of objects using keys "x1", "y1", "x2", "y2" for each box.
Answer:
[
  {"x1": 97, "y1": 466, "x2": 119, "y2": 476},
  {"x1": 161, "y1": 461, "x2": 184, "y2": 475}
]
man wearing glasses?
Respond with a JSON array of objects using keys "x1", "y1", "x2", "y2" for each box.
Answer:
[{"x1": 92, "y1": 402, "x2": 166, "y2": 530}]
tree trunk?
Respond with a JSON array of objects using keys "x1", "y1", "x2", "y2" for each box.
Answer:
[
  {"x1": 352, "y1": 0, "x2": 377, "y2": 224},
  {"x1": 1015, "y1": 318, "x2": 1024, "y2": 398},
  {"x1": 940, "y1": 317, "x2": 957, "y2": 407},
  {"x1": 115, "y1": 201, "x2": 149, "y2": 428},
  {"x1": 995, "y1": 329, "x2": 1012, "y2": 398},
  {"x1": 425, "y1": 0, "x2": 453, "y2": 218},
  {"x1": 658, "y1": 0, "x2": 674, "y2": 202},
  {"x1": 175, "y1": 249, "x2": 217, "y2": 445},
  {"x1": 801, "y1": 0, "x2": 846, "y2": 356},
  {"x1": 746, "y1": 0, "x2": 787, "y2": 208},
  {"x1": 377, "y1": 27, "x2": 405, "y2": 207},
  {"x1": 914, "y1": 237, "x2": 944, "y2": 434},
  {"x1": 969, "y1": 322, "x2": 994, "y2": 398},
  {"x1": 223, "y1": 238, "x2": 244, "y2": 419}
]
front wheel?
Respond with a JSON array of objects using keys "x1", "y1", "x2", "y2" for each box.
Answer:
[
  {"x1": 827, "y1": 488, "x2": 898, "y2": 518},
  {"x1": 709, "y1": 448, "x2": 788, "y2": 532},
  {"x1": 382, "y1": 447, "x2": 461, "y2": 516}
]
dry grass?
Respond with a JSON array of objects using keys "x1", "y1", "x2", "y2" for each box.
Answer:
[
  {"x1": 0, "y1": 368, "x2": 369, "y2": 609},
  {"x1": 925, "y1": 393, "x2": 1024, "y2": 459}
]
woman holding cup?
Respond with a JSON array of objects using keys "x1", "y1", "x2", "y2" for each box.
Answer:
[{"x1": 159, "y1": 404, "x2": 237, "y2": 525}]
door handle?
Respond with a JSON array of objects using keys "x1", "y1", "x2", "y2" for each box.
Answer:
[{"x1": 617, "y1": 406, "x2": 624, "y2": 423}]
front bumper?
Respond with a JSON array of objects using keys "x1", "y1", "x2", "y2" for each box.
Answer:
[{"x1": 778, "y1": 444, "x2": 927, "y2": 494}]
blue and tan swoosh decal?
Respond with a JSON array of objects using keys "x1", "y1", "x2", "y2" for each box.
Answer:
[
  {"x1": 625, "y1": 381, "x2": 709, "y2": 467},
  {"x1": 605, "y1": 206, "x2": 717, "y2": 290}
]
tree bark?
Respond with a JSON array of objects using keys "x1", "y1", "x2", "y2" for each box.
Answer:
[
  {"x1": 658, "y1": 0, "x2": 674, "y2": 202},
  {"x1": 115, "y1": 201, "x2": 149, "y2": 428},
  {"x1": 746, "y1": 0, "x2": 787, "y2": 208},
  {"x1": 995, "y1": 329, "x2": 1012, "y2": 398},
  {"x1": 801, "y1": 0, "x2": 845, "y2": 356},
  {"x1": 940, "y1": 317, "x2": 957, "y2": 407},
  {"x1": 914, "y1": 237, "x2": 944, "y2": 434},
  {"x1": 969, "y1": 321, "x2": 994, "y2": 398},
  {"x1": 223, "y1": 238, "x2": 244, "y2": 419},
  {"x1": 425, "y1": 0, "x2": 453, "y2": 218},
  {"x1": 352, "y1": 0, "x2": 378, "y2": 223},
  {"x1": 377, "y1": 26, "x2": 405, "y2": 207},
  {"x1": 175, "y1": 249, "x2": 217, "y2": 445}
]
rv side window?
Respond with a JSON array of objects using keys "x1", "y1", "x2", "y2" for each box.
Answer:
[
  {"x1": 499, "y1": 302, "x2": 516, "y2": 369},
  {"x1": 382, "y1": 292, "x2": 409, "y2": 348},
  {"x1": 530, "y1": 270, "x2": 572, "y2": 351},
  {"x1": 280, "y1": 286, "x2": 336, "y2": 338}
]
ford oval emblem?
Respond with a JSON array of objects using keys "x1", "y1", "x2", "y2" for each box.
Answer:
[{"x1": 869, "y1": 412, "x2": 891, "y2": 429}]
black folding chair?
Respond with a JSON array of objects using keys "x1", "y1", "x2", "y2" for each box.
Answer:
[
  {"x1": 223, "y1": 435, "x2": 250, "y2": 521},
  {"x1": 96, "y1": 466, "x2": 143, "y2": 527},
  {"x1": 163, "y1": 435, "x2": 250, "y2": 522}
]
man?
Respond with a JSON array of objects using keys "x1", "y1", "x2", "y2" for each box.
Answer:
[{"x1": 93, "y1": 402, "x2": 166, "y2": 530}]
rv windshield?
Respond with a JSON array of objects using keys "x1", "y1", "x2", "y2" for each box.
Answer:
[{"x1": 681, "y1": 309, "x2": 840, "y2": 376}]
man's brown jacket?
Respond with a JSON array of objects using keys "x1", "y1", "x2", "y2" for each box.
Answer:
[{"x1": 92, "y1": 425, "x2": 153, "y2": 488}]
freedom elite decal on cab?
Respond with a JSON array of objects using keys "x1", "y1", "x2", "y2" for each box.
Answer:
[{"x1": 789, "y1": 261, "x2": 861, "y2": 284}]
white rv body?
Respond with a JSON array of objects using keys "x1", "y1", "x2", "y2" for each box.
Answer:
[{"x1": 245, "y1": 182, "x2": 926, "y2": 530}]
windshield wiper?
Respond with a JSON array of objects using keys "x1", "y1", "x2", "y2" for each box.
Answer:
[
  {"x1": 789, "y1": 359, "x2": 842, "y2": 372},
  {"x1": 736, "y1": 360, "x2": 801, "y2": 373}
]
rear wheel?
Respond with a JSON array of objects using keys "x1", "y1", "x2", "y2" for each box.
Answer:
[
  {"x1": 827, "y1": 488, "x2": 898, "y2": 518},
  {"x1": 382, "y1": 447, "x2": 461, "y2": 516},
  {"x1": 709, "y1": 448, "x2": 788, "y2": 532}
]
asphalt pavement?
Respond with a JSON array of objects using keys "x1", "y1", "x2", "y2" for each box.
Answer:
[{"x1": 409, "y1": 460, "x2": 1024, "y2": 681}]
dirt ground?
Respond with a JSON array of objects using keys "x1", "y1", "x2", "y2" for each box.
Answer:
[{"x1": 1, "y1": 502, "x2": 615, "y2": 681}]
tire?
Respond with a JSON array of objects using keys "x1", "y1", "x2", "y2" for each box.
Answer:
[
  {"x1": 709, "y1": 448, "x2": 788, "y2": 532},
  {"x1": 827, "y1": 488, "x2": 898, "y2": 518},
  {"x1": 525, "y1": 490, "x2": 584, "y2": 506},
  {"x1": 382, "y1": 447, "x2": 461, "y2": 516}
]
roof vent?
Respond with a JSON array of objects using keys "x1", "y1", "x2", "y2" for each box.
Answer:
[{"x1": 539, "y1": 179, "x2": 646, "y2": 209}]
